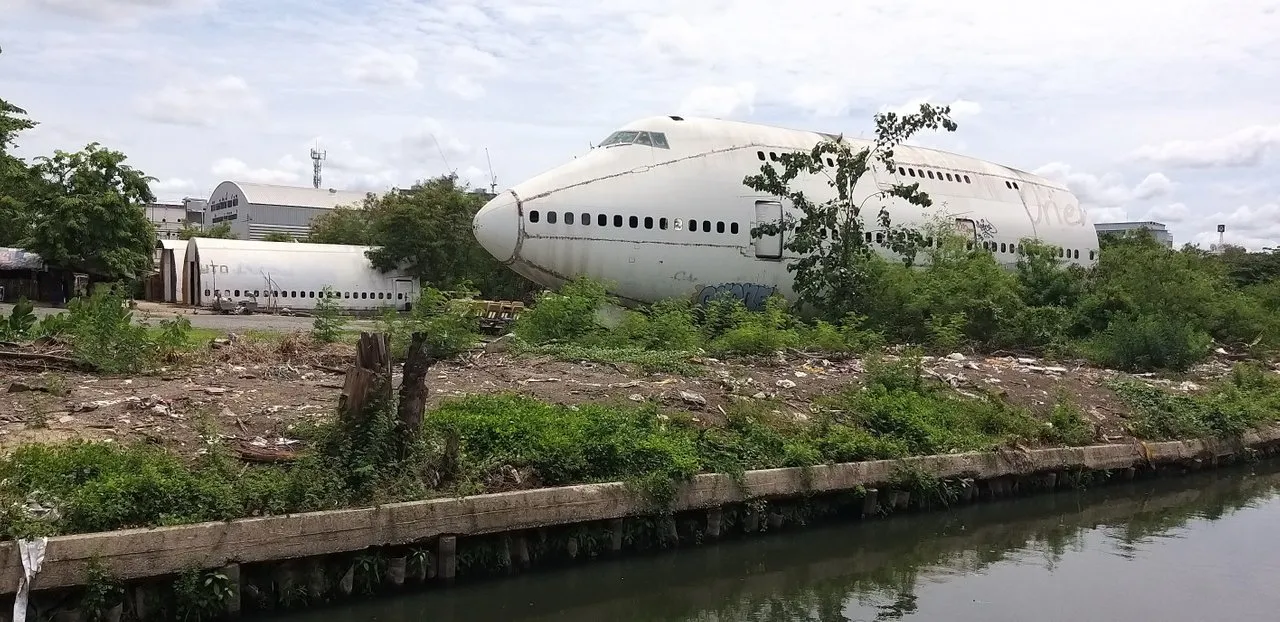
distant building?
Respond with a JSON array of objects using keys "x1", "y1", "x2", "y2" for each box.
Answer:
[
  {"x1": 182, "y1": 197, "x2": 208, "y2": 227},
  {"x1": 205, "y1": 182, "x2": 371, "y2": 241},
  {"x1": 144, "y1": 202, "x2": 188, "y2": 239},
  {"x1": 1094, "y1": 221, "x2": 1173, "y2": 247},
  {"x1": 143, "y1": 199, "x2": 208, "y2": 239}
]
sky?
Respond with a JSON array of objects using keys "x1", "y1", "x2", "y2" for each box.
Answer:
[{"x1": 4, "y1": 0, "x2": 1280, "y2": 250}]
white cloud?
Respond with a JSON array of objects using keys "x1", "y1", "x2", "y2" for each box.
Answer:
[
  {"x1": 676, "y1": 83, "x2": 756, "y2": 117},
  {"x1": 880, "y1": 96, "x2": 983, "y2": 118},
  {"x1": 438, "y1": 75, "x2": 485, "y2": 100},
  {"x1": 210, "y1": 157, "x2": 302, "y2": 185},
  {"x1": 13, "y1": 0, "x2": 217, "y2": 22},
  {"x1": 1033, "y1": 162, "x2": 1172, "y2": 208},
  {"x1": 343, "y1": 48, "x2": 420, "y2": 88},
  {"x1": 1131, "y1": 123, "x2": 1280, "y2": 169},
  {"x1": 136, "y1": 75, "x2": 261, "y2": 127},
  {"x1": 6, "y1": 0, "x2": 1280, "y2": 251},
  {"x1": 1144, "y1": 202, "x2": 1189, "y2": 223},
  {"x1": 402, "y1": 119, "x2": 471, "y2": 162}
]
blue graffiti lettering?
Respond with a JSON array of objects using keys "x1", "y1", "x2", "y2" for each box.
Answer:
[{"x1": 694, "y1": 282, "x2": 778, "y2": 311}]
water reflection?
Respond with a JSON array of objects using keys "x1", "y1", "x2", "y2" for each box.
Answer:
[{"x1": 273, "y1": 464, "x2": 1280, "y2": 622}]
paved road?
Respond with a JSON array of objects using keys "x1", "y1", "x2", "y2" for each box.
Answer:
[{"x1": 0, "y1": 302, "x2": 378, "y2": 333}]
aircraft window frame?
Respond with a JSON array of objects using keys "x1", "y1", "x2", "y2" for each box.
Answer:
[
  {"x1": 644, "y1": 216, "x2": 654, "y2": 229},
  {"x1": 547, "y1": 211, "x2": 558, "y2": 224},
  {"x1": 529, "y1": 210, "x2": 539, "y2": 222},
  {"x1": 564, "y1": 212, "x2": 575, "y2": 225},
  {"x1": 597, "y1": 130, "x2": 670, "y2": 149},
  {"x1": 674, "y1": 218, "x2": 683, "y2": 231},
  {"x1": 629, "y1": 215, "x2": 638, "y2": 228},
  {"x1": 613, "y1": 215, "x2": 623, "y2": 227},
  {"x1": 659, "y1": 217, "x2": 668, "y2": 230},
  {"x1": 598, "y1": 214, "x2": 607, "y2": 226},
  {"x1": 730, "y1": 222, "x2": 739, "y2": 234},
  {"x1": 581, "y1": 212, "x2": 590, "y2": 225},
  {"x1": 599, "y1": 130, "x2": 640, "y2": 147}
]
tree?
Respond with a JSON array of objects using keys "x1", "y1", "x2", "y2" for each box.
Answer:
[
  {"x1": 22, "y1": 142, "x2": 157, "y2": 280},
  {"x1": 742, "y1": 103, "x2": 958, "y2": 320},
  {"x1": 262, "y1": 231, "x2": 295, "y2": 242},
  {"x1": 308, "y1": 204, "x2": 373, "y2": 245},
  {"x1": 362, "y1": 175, "x2": 539, "y2": 300},
  {"x1": 178, "y1": 222, "x2": 236, "y2": 240},
  {"x1": 0, "y1": 96, "x2": 37, "y2": 247}
]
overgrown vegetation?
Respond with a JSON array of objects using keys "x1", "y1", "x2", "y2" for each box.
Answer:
[
  {"x1": 1, "y1": 288, "x2": 196, "y2": 372},
  {"x1": 0, "y1": 353, "x2": 1091, "y2": 540},
  {"x1": 5, "y1": 337, "x2": 1274, "y2": 541}
]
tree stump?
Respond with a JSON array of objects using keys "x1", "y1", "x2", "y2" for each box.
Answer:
[
  {"x1": 396, "y1": 331, "x2": 436, "y2": 455},
  {"x1": 339, "y1": 332, "x2": 391, "y2": 427}
]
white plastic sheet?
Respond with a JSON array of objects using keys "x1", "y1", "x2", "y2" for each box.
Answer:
[{"x1": 12, "y1": 537, "x2": 47, "y2": 622}]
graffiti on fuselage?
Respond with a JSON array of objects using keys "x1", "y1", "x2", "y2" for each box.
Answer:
[
  {"x1": 199, "y1": 263, "x2": 230, "y2": 274},
  {"x1": 976, "y1": 218, "x2": 998, "y2": 240},
  {"x1": 694, "y1": 282, "x2": 778, "y2": 311}
]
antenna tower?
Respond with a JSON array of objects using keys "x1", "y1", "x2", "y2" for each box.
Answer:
[{"x1": 310, "y1": 146, "x2": 326, "y2": 189}]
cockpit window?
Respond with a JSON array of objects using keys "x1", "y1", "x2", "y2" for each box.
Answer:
[{"x1": 598, "y1": 130, "x2": 670, "y2": 149}]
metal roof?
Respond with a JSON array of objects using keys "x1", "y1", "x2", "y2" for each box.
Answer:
[
  {"x1": 0, "y1": 247, "x2": 44, "y2": 270},
  {"x1": 157, "y1": 239, "x2": 189, "y2": 252},
  {"x1": 223, "y1": 182, "x2": 371, "y2": 210}
]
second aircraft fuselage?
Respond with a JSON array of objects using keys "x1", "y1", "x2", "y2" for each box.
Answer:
[{"x1": 472, "y1": 115, "x2": 1099, "y2": 307}]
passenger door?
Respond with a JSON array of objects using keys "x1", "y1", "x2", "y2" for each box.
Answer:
[
  {"x1": 954, "y1": 218, "x2": 978, "y2": 250},
  {"x1": 394, "y1": 278, "x2": 415, "y2": 311},
  {"x1": 753, "y1": 200, "x2": 784, "y2": 260}
]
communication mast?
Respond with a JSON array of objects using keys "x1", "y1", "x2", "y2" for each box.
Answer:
[{"x1": 310, "y1": 146, "x2": 326, "y2": 189}]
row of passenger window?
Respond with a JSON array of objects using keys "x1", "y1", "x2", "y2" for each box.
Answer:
[
  {"x1": 898, "y1": 166, "x2": 974, "y2": 185},
  {"x1": 855, "y1": 231, "x2": 1091, "y2": 261},
  {"x1": 204, "y1": 289, "x2": 406, "y2": 301},
  {"x1": 526, "y1": 210, "x2": 741, "y2": 234},
  {"x1": 977, "y1": 241, "x2": 1091, "y2": 260},
  {"x1": 757, "y1": 147, "x2": 1031, "y2": 194},
  {"x1": 757, "y1": 150, "x2": 838, "y2": 168}
]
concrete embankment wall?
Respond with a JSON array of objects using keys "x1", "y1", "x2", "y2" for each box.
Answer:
[{"x1": 3, "y1": 425, "x2": 1279, "y2": 618}]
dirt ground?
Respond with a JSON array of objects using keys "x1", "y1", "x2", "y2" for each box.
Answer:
[{"x1": 0, "y1": 333, "x2": 1258, "y2": 458}]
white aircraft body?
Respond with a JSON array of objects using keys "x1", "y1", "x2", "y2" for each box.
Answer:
[{"x1": 472, "y1": 115, "x2": 1098, "y2": 308}]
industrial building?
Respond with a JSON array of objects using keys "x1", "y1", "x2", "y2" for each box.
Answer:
[
  {"x1": 1094, "y1": 221, "x2": 1173, "y2": 247},
  {"x1": 205, "y1": 182, "x2": 370, "y2": 241},
  {"x1": 144, "y1": 199, "x2": 208, "y2": 240},
  {"x1": 181, "y1": 237, "x2": 418, "y2": 312}
]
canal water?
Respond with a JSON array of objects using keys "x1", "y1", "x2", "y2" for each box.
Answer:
[{"x1": 276, "y1": 464, "x2": 1280, "y2": 621}]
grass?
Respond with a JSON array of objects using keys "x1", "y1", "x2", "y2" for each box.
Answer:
[{"x1": 0, "y1": 354, "x2": 1103, "y2": 540}]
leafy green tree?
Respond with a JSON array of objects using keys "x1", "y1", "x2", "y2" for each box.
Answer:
[
  {"x1": 742, "y1": 103, "x2": 958, "y2": 320},
  {"x1": 308, "y1": 204, "x2": 373, "y2": 245},
  {"x1": 361, "y1": 175, "x2": 539, "y2": 300},
  {"x1": 177, "y1": 222, "x2": 236, "y2": 240},
  {"x1": 0, "y1": 97, "x2": 37, "y2": 247},
  {"x1": 262, "y1": 231, "x2": 295, "y2": 242},
  {"x1": 22, "y1": 142, "x2": 157, "y2": 280}
]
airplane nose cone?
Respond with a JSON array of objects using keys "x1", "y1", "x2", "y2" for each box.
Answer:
[{"x1": 473, "y1": 190, "x2": 519, "y2": 263}]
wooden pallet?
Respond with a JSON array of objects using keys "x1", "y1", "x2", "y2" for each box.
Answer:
[{"x1": 465, "y1": 299, "x2": 525, "y2": 331}]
